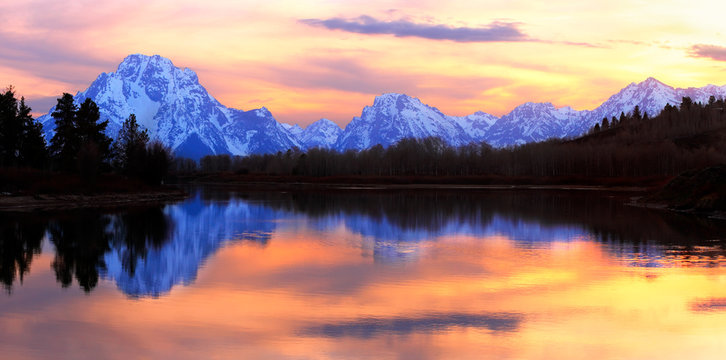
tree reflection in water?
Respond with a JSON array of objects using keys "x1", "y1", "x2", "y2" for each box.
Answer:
[
  {"x1": 109, "y1": 207, "x2": 172, "y2": 277},
  {"x1": 49, "y1": 212, "x2": 113, "y2": 292},
  {"x1": 2, "y1": 188, "x2": 726, "y2": 295},
  {"x1": 0, "y1": 214, "x2": 47, "y2": 293},
  {"x1": 0, "y1": 206, "x2": 173, "y2": 293}
]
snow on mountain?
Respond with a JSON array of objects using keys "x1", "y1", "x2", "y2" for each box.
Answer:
[
  {"x1": 282, "y1": 123, "x2": 304, "y2": 137},
  {"x1": 576, "y1": 77, "x2": 726, "y2": 136},
  {"x1": 484, "y1": 78, "x2": 726, "y2": 147},
  {"x1": 299, "y1": 118, "x2": 343, "y2": 149},
  {"x1": 335, "y1": 93, "x2": 474, "y2": 151},
  {"x1": 484, "y1": 102, "x2": 582, "y2": 147},
  {"x1": 36, "y1": 56, "x2": 726, "y2": 156},
  {"x1": 223, "y1": 107, "x2": 300, "y2": 156},
  {"x1": 37, "y1": 54, "x2": 299, "y2": 159},
  {"x1": 332, "y1": 78, "x2": 726, "y2": 150},
  {"x1": 448, "y1": 111, "x2": 499, "y2": 143}
]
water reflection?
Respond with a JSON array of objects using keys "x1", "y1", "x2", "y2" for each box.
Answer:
[
  {"x1": 49, "y1": 211, "x2": 113, "y2": 292},
  {"x1": 3, "y1": 187, "x2": 726, "y2": 358},
  {"x1": 300, "y1": 312, "x2": 523, "y2": 338},
  {"x1": 1, "y1": 188, "x2": 726, "y2": 297},
  {"x1": 0, "y1": 214, "x2": 46, "y2": 292},
  {"x1": 103, "y1": 194, "x2": 276, "y2": 297}
]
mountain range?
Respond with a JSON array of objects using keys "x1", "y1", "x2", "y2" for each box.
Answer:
[{"x1": 37, "y1": 54, "x2": 726, "y2": 159}]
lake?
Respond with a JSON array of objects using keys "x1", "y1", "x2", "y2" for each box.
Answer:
[{"x1": 2, "y1": 187, "x2": 726, "y2": 359}]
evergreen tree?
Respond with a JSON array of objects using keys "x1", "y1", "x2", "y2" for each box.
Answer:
[
  {"x1": 49, "y1": 93, "x2": 79, "y2": 171},
  {"x1": 113, "y1": 114, "x2": 149, "y2": 177},
  {"x1": 0, "y1": 87, "x2": 47, "y2": 168},
  {"x1": 0, "y1": 87, "x2": 22, "y2": 166},
  {"x1": 17, "y1": 97, "x2": 48, "y2": 168},
  {"x1": 49, "y1": 94, "x2": 111, "y2": 173},
  {"x1": 143, "y1": 141, "x2": 173, "y2": 185},
  {"x1": 619, "y1": 111, "x2": 627, "y2": 127},
  {"x1": 75, "y1": 98, "x2": 112, "y2": 163}
]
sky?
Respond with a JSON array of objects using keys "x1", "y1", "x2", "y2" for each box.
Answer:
[{"x1": 1, "y1": 0, "x2": 726, "y2": 127}]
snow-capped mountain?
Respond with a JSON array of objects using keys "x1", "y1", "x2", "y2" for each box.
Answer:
[
  {"x1": 484, "y1": 103, "x2": 582, "y2": 147},
  {"x1": 482, "y1": 77, "x2": 726, "y2": 147},
  {"x1": 299, "y1": 118, "x2": 343, "y2": 149},
  {"x1": 579, "y1": 77, "x2": 726, "y2": 134},
  {"x1": 37, "y1": 54, "x2": 299, "y2": 159},
  {"x1": 332, "y1": 78, "x2": 726, "y2": 150},
  {"x1": 36, "y1": 54, "x2": 726, "y2": 156},
  {"x1": 335, "y1": 93, "x2": 474, "y2": 151},
  {"x1": 448, "y1": 111, "x2": 499, "y2": 143},
  {"x1": 282, "y1": 123, "x2": 304, "y2": 137}
]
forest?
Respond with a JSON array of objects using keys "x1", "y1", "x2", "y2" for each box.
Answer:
[
  {"x1": 197, "y1": 97, "x2": 726, "y2": 181},
  {"x1": 0, "y1": 87, "x2": 173, "y2": 192}
]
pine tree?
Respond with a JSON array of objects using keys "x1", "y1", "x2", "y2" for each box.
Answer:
[
  {"x1": 0, "y1": 87, "x2": 22, "y2": 166},
  {"x1": 49, "y1": 95, "x2": 111, "y2": 173},
  {"x1": 75, "y1": 98, "x2": 112, "y2": 162},
  {"x1": 619, "y1": 111, "x2": 627, "y2": 127},
  {"x1": 113, "y1": 114, "x2": 149, "y2": 177},
  {"x1": 632, "y1": 105, "x2": 642, "y2": 121},
  {"x1": 49, "y1": 93, "x2": 79, "y2": 171},
  {"x1": 17, "y1": 97, "x2": 48, "y2": 168},
  {"x1": 0, "y1": 87, "x2": 47, "y2": 168}
]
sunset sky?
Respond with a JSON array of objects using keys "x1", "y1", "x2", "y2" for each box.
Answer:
[{"x1": 2, "y1": 0, "x2": 725, "y2": 126}]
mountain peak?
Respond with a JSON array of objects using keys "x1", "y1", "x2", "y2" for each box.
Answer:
[
  {"x1": 255, "y1": 107, "x2": 272, "y2": 117},
  {"x1": 638, "y1": 77, "x2": 672, "y2": 89},
  {"x1": 118, "y1": 54, "x2": 173, "y2": 73},
  {"x1": 513, "y1": 102, "x2": 555, "y2": 111},
  {"x1": 116, "y1": 54, "x2": 199, "y2": 84},
  {"x1": 372, "y1": 93, "x2": 421, "y2": 107},
  {"x1": 309, "y1": 118, "x2": 338, "y2": 127},
  {"x1": 299, "y1": 118, "x2": 343, "y2": 149}
]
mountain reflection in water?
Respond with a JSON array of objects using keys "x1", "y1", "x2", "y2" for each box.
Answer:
[
  {"x1": 1, "y1": 188, "x2": 726, "y2": 297},
  {"x1": 4, "y1": 187, "x2": 726, "y2": 359}
]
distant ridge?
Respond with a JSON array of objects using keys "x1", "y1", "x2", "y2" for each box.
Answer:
[{"x1": 36, "y1": 54, "x2": 726, "y2": 157}]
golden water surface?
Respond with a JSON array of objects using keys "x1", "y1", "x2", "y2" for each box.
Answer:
[{"x1": 1, "y1": 189, "x2": 725, "y2": 359}]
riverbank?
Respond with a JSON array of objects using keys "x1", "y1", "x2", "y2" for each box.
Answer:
[
  {"x1": 636, "y1": 165, "x2": 726, "y2": 219},
  {"x1": 0, "y1": 189, "x2": 188, "y2": 212},
  {"x1": 185, "y1": 173, "x2": 671, "y2": 192},
  {"x1": 0, "y1": 168, "x2": 188, "y2": 212}
]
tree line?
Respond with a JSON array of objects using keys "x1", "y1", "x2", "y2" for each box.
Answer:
[
  {"x1": 0, "y1": 87, "x2": 172, "y2": 186},
  {"x1": 198, "y1": 96, "x2": 726, "y2": 178}
]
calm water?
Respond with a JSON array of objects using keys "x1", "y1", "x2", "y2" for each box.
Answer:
[{"x1": 2, "y1": 187, "x2": 726, "y2": 359}]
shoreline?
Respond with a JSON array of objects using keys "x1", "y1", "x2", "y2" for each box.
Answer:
[
  {"x1": 0, "y1": 189, "x2": 188, "y2": 212},
  {"x1": 190, "y1": 181, "x2": 652, "y2": 192},
  {"x1": 185, "y1": 173, "x2": 670, "y2": 192}
]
